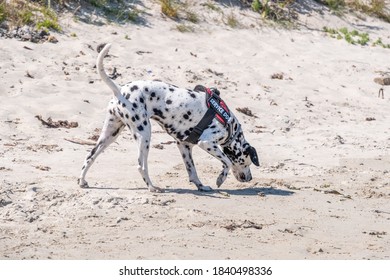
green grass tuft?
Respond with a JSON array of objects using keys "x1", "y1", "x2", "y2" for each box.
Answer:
[
  {"x1": 372, "y1": 37, "x2": 390, "y2": 48},
  {"x1": 36, "y1": 7, "x2": 61, "y2": 31},
  {"x1": 323, "y1": 26, "x2": 389, "y2": 48},
  {"x1": 251, "y1": 0, "x2": 262, "y2": 13}
]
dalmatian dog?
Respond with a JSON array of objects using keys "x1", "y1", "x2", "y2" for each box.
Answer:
[{"x1": 78, "y1": 44, "x2": 259, "y2": 192}]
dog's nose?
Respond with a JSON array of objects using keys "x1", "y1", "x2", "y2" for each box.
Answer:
[{"x1": 240, "y1": 173, "x2": 252, "y2": 182}]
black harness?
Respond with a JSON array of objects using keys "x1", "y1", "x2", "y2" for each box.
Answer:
[{"x1": 185, "y1": 87, "x2": 234, "y2": 144}]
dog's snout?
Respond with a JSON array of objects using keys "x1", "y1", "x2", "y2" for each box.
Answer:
[{"x1": 239, "y1": 172, "x2": 252, "y2": 182}]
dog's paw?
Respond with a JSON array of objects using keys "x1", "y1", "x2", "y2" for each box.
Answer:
[
  {"x1": 78, "y1": 178, "x2": 89, "y2": 188},
  {"x1": 216, "y1": 172, "x2": 228, "y2": 188},
  {"x1": 198, "y1": 185, "x2": 213, "y2": 192}
]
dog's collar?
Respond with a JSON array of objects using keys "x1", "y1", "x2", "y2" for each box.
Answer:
[
  {"x1": 221, "y1": 122, "x2": 240, "y2": 146},
  {"x1": 185, "y1": 87, "x2": 233, "y2": 145}
]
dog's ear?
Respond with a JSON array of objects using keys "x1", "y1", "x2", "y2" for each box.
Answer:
[
  {"x1": 249, "y1": 146, "x2": 259, "y2": 166},
  {"x1": 194, "y1": 85, "x2": 206, "y2": 92}
]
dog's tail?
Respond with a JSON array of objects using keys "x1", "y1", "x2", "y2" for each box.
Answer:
[{"x1": 97, "y1": 43, "x2": 121, "y2": 99}]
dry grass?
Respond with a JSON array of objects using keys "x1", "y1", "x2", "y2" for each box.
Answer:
[
  {"x1": 176, "y1": 23, "x2": 194, "y2": 32},
  {"x1": 160, "y1": 0, "x2": 179, "y2": 19},
  {"x1": 348, "y1": 0, "x2": 390, "y2": 22},
  {"x1": 0, "y1": 0, "x2": 60, "y2": 30},
  {"x1": 185, "y1": 10, "x2": 199, "y2": 23},
  {"x1": 225, "y1": 11, "x2": 240, "y2": 28},
  {"x1": 0, "y1": 0, "x2": 143, "y2": 29}
]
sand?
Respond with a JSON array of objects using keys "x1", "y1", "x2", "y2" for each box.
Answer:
[{"x1": 0, "y1": 1, "x2": 389, "y2": 259}]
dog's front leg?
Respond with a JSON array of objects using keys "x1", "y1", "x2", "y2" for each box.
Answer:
[
  {"x1": 177, "y1": 142, "x2": 212, "y2": 192},
  {"x1": 197, "y1": 141, "x2": 232, "y2": 188}
]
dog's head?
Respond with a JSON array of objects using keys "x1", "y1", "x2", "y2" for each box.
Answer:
[
  {"x1": 194, "y1": 84, "x2": 259, "y2": 182},
  {"x1": 222, "y1": 123, "x2": 259, "y2": 182}
]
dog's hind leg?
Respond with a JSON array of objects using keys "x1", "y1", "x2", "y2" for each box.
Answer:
[
  {"x1": 177, "y1": 142, "x2": 212, "y2": 192},
  {"x1": 78, "y1": 109, "x2": 124, "y2": 188},
  {"x1": 133, "y1": 119, "x2": 164, "y2": 193}
]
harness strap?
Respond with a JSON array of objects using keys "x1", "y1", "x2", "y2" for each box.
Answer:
[
  {"x1": 185, "y1": 87, "x2": 232, "y2": 144},
  {"x1": 185, "y1": 107, "x2": 215, "y2": 144}
]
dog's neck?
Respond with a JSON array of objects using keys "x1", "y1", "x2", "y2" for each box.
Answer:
[{"x1": 220, "y1": 117, "x2": 242, "y2": 146}]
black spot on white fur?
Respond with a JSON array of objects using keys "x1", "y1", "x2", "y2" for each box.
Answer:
[{"x1": 153, "y1": 108, "x2": 165, "y2": 119}]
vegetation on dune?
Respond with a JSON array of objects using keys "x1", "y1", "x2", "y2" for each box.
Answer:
[
  {"x1": 250, "y1": 0, "x2": 296, "y2": 21},
  {"x1": 0, "y1": 0, "x2": 141, "y2": 30},
  {"x1": 0, "y1": 0, "x2": 61, "y2": 31},
  {"x1": 0, "y1": 0, "x2": 389, "y2": 33},
  {"x1": 315, "y1": 0, "x2": 390, "y2": 22},
  {"x1": 323, "y1": 26, "x2": 390, "y2": 48},
  {"x1": 349, "y1": 0, "x2": 390, "y2": 23},
  {"x1": 160, "y1": 0, "x2": 179, "y2": 19}
]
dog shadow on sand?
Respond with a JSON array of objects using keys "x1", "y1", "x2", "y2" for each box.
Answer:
[
  {"x1": 167, "y1": 186, "x2": 295, "y2": 198},
  {"x1": 83, "y1": 184, "x2": 294, "y2": 198}
]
